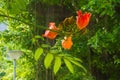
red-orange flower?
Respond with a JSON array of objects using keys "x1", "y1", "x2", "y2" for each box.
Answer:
[
  {"x1": 76, "y1": 10, "x2": 91, "y2": 30},
  {"x1": 62, "y1": 36, "x2": 73, "y2": 49},
  {"x1": 42, "y1": 22, "x2": 58, "y2": 39}
]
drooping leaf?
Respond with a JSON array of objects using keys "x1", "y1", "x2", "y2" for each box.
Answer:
[
  {"x1": 41, "y1": 44, "x2": 50, "y2": 48},
  {"x1": 70, "y1": 60, "x2": 87, "y2": 73},
  {"x1": 44, "y1": 53, "x2": 54, "y2": 69},
  {"x1": 35, "y1": 35, "x2": 44, "y2": 40},
  {"x1": 54, "y1": 56, "x2": 61, "y2": 74},
  {"x1": 32, "y1": 38, "x2": 36, "y2": 44},
  {"x1": 64, "y1": 58, "x2": 74, "y2": 73},
  {"x1": 34, "y1": 48, "x2": 43, "y2": 61},
  {"x1": 73, "y1": 57, "x2": 83, "y2": 62},
  {"x1": 50, "y1": 50, "x2": 59, "y2": 53},
  {"x1": 66, "y1": 56, "x2": 86, "y2": 73},
  {"x1": 67, "y1": 56, "x2": 82, "y2": 62}
]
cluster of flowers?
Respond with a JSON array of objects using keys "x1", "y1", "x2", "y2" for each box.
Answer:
[{"x1": 42, "y1": 10, "x2": 91, "y2": 50}]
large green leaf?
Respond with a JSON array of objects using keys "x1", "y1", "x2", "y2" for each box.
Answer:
[
  {"x1": 41, "y1": 44, "x2": 50, "y2": 48},
  {"x1": 67, "y1": 56, "x2": 82, "y2": 62},
  {"x1": 73, "y1": 57, "x2": 82, "y2": 62},
  {"x1": 70, "y1": 60, "x2": 87, "y2": 73},
  {"x1": 44, "y1": 53, "x2": 54, "y2": 69},
  {"x1": 66, "y1": 56, "x2": 86, "y2": 73},
  {"x1": 34, "y1": 48, "x2": 43, "y2": 61},
  {"x1": 64, "y1": 58, "x2": 74, "y2": 73},
  {"x1": 54, "y1": 56, "x2": 61, "y2": 74}
]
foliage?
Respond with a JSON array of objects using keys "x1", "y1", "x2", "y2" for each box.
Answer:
[{"x1": 0, "y1": 0, "x2": 120, "y2": 80}]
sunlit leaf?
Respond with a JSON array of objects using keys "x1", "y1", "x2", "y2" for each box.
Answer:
[
  {"x1": 35, "y1": 35, "x2": 44, "y2": 40},
  {"x1": 67, "y1": 56, "x2": 82, "y2": 62},
  {"x1": 44, "y1": 53, "x2": 54, "y2": 69},
  {"x1": 32, "y1": 38, "x2": 36, "y2": 44},
  {"x1": 54, "y1": 56, "x2": 61, "y2": 74},
  {"x1": 50, "y1": 50, "x2": 59, "y2": 53},
  {"x1": 64, "y1": 58, "x2": 74, "y2": 73},
  {"x1": 34, "y1": 48, "x2": 43, "y2": 61},
  {"x1": 70, "y1": 60, "x2": 87, "y2": 73},
  {"x1": 66, "y1": 56, "x2": 86, "y2": 73},
  {"x1": 73, "y1": 57, "x2": 82, "y2": 62},
  {"x1": 41, "y1": 44, "x2": 50, "y2": 48}
]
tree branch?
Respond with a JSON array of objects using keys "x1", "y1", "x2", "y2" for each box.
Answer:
[{"x1": 0, "y1": 13, "x2": 46, "y2": 30}]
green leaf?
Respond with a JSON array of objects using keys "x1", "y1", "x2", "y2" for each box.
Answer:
[
  {"x1": 54, "y1": 56, "x2": 61, "y2": 74},
  {"x1": 44, "y1": 53, "x2": 54, "y2": 69},
  {"x1": 64, "y1": 58, "x2": 74, "y2": 73},
  {"x1": 41, "y1": 44, "x2": 50, "y2": 48},
  {"x1": 73, "y1": 57, "x2": 82, "y2": 62},
  {"x1": 50, "y1": 50, "x2": 59, "y2": 53},
  {"x1": 67, "y1": 57, "x2": 82, "y2": 63},
  {"x1": 32, "y1": 38, "x2": 36, "y2": 44},
  {"x1": 34, "y1": 48, "x2": 43, "y2": 61},
  {"x1": 70, "y1": 60, "x2": 87, "y2": 73},
  {"x1": 35, "y1": 35, "x2": 44, "y2": 40}
]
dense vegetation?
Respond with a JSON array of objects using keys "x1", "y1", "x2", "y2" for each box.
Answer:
[{"x1": 0, "y1": 0, "x2": 120, "y2": 80}]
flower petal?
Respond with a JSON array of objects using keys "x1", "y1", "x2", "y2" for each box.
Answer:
[
  {"x1": 76, "y1": 10, "x2": 91, "y2": 30},
  {"x1": 62, "y1": 36, "x2": 73, "y2": 49}
]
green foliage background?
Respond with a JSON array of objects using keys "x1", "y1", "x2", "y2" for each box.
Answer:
[{"x1": 0, "y1": 0, "x2": 120, "y2": 80}]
